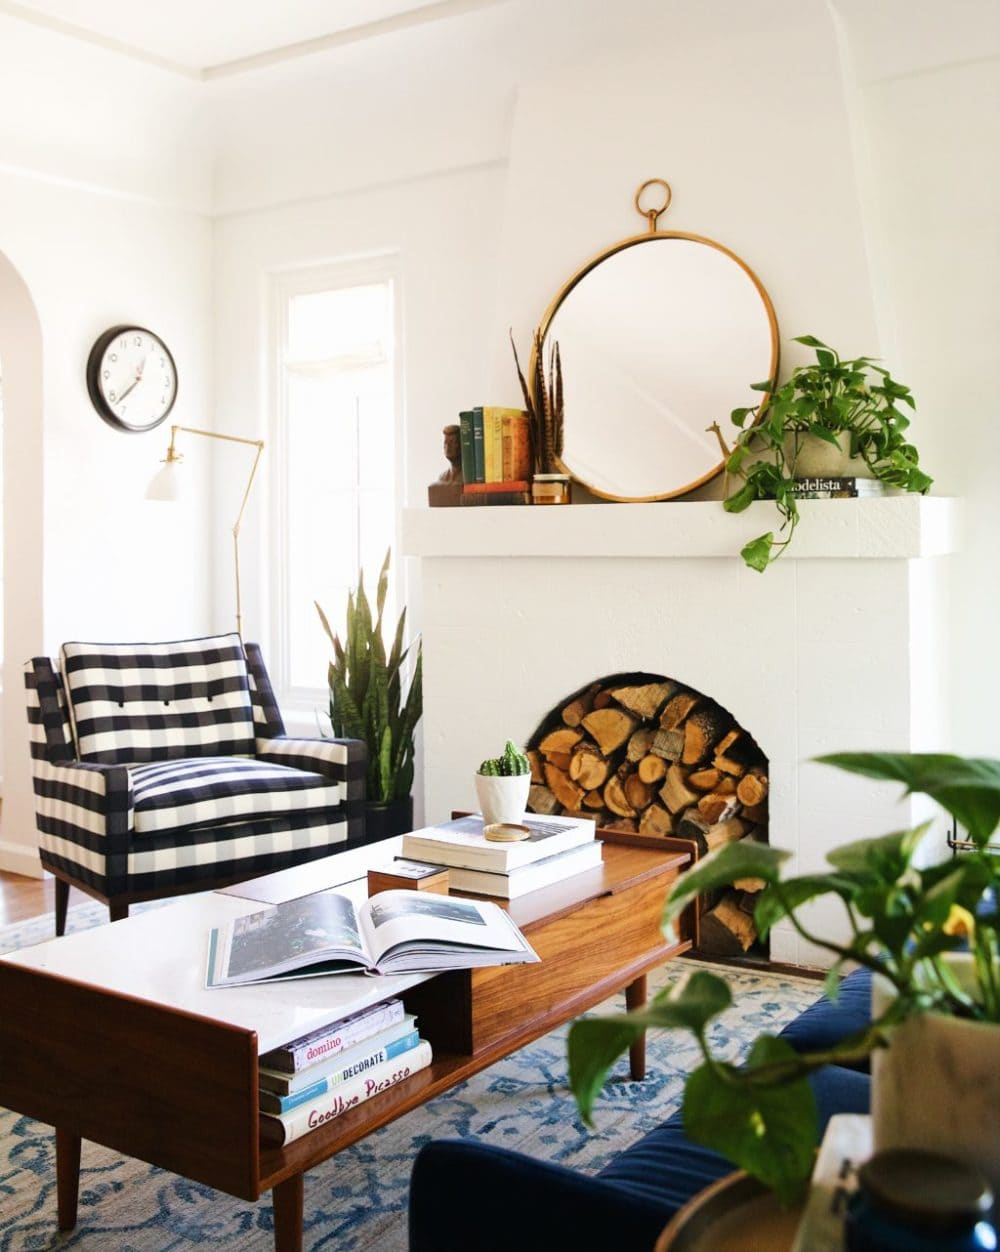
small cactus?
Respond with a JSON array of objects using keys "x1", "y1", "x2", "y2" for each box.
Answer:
[{"x1": 478, "y1": 740, "x2": 529, "y2": 777}]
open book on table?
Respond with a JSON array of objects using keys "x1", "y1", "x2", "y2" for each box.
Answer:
[{"x1": 206, "y1": 888, "x2": 539, "y2": 988}]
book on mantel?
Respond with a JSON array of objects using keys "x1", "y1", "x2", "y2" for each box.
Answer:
[
  {"x1": 401, "y1": 813, "x2": 596, "y2": 873},
  {"x1": 206, "y1": 888, "x2": 538, "y2": 989}
]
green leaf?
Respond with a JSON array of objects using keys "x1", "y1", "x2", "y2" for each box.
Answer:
[
  {"x1": 793, "y1": 334, "x2": 829, "y2": 349},
  {"x1": 664, "y1": 843, "x2": 790, "y2": 930},
  {"x1": 683, "y1": 1036, "x2": 817, "y2": 1205},
  {"x1": 567, "y1": 1018, "x2": 639, "y2": 1124},
  {"x1": 740, "y1": 533, "x2": 774, "y2": 571},
  {"x1": 805, "y1": 423, "x2": 842, "y2": 447},
  {"x1": 723, "y1": 482, "x2": 758, "y2": 513},
  {"x1": 753, "y1": 874, "x2": 858, "y2": 938},
  {"x1": 726, "y1": 445, "x2": 748, "y2": 473},
  {"x1": 816, "y1": 349, "x2": 836, "y2": 369},
  {"x1": 826, "y1": 823, "x2": 931, "y2": 878},
  {"x1": 568, "y1": 971, "x2": 732, "y2": 1124},
  {"x1": 816, "y1": 753, "x2": 1000, "y2": 847}
]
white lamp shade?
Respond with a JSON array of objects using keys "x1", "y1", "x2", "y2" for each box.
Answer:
[{"x1": 146, "y1": 460, "x2": 183, "y2": 501}]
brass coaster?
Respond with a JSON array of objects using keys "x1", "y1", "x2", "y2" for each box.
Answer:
[{"x1": 483, "y1": 822, "x2": 531, "y2": 843}]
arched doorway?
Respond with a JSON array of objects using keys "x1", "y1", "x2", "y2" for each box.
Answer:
[{"x1": 0, "y1": 250, "x2": 44, "y2": 877}]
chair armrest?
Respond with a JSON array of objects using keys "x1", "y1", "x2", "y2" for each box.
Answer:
[
  {"x1": 255, "y1": 736, "x2": 367, "y2": 802},
  {"x1": 31, "y1": 759, "x2": 134, "y2": 888}
]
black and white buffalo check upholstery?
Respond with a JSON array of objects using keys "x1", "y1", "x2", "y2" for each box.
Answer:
[{"x1": 26, "y1": 637, "x2": 366, "y2": 932}]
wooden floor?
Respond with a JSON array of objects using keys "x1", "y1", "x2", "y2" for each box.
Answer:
[{"x1": 0, "y1": 870, "x2": 55, "y2": 926}]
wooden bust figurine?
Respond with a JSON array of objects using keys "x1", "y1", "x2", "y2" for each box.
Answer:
[{"x1": 427, "y1": 423, "x2": 464, "y2": 507}]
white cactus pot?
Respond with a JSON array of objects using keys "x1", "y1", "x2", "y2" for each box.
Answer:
[{"x1": 474, "y1": 773, "x2": 531, "y2": 826}]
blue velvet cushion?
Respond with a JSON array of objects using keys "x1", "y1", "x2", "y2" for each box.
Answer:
[
  {"x1": 408, "y1": 1066, "x2": 871, "y2": 1251},
  {"x1": 777, "y1": 968, "x2": 873, "y2": 1070},
  {"x1": 595, "y1": 1064, "x2": 870, "y2": 1211}
]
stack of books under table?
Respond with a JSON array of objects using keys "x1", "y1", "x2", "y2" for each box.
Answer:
[
  {"x1": 258, "y1": 997, "x2": 431, "y2": 1147},
  {"x1": 400, "y1": 813, "x2": 602, "y2": 899}
]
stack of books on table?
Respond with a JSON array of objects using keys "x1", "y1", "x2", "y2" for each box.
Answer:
[
  {"x1": 790, "y1": 476, "x2": 889, "y2": 499},
  {"x1": 258, "y1": 997, "x2": 432, "y2": 1146},
  {"x1": 458, "y1": 406, "x2": 532, "y2": 505},
  {"x1": 400, "y1": 813, "x2": 602, "y2": 899}
]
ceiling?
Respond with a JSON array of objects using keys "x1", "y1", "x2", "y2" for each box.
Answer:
[{"x1": 0, "y1": 0, "x2": 504, "y2": 76}]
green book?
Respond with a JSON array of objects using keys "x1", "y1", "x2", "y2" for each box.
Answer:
[
  {"x1": 471, "y1": 407, "x2": 485, "y2": 484},
  {"x1": 458, "y1": 411, "x2": 476, "y2": 485}
]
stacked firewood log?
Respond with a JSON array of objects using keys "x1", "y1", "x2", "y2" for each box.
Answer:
[{"x1": 525, "y1": 675, "x2": 769, "y2": 958}]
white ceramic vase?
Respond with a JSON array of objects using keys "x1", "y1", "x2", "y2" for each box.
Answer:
[
  {"x1": 474, "y1": 773, "x2": 531, "y2": 826},
  {"x1": 790, "y1": 430, "x2": 875, "y2": 479},
  {"x1": 872, "y1": 960, "x2": 1000, "y2": 1196}
]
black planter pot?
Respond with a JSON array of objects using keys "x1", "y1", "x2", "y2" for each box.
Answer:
[{"x1": 361, "y1": 796, "x2": 414, "y2": 845}]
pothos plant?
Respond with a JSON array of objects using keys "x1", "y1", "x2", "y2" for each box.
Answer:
[
  {"x1": 723, "y1": 335, "x2": 932, "y2": 571},
  {"x1": 568, "y1": 752, "x2": 1000, "y2": 1204},
  {"x1": 316, "y1": 549, "x2": 422, "y2": 805}
]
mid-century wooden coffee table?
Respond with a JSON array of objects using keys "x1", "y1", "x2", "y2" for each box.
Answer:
[{"x1": 0, "y1": 835, "x2": 693, "y2": 1252}]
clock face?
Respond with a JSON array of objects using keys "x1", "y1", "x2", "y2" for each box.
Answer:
[{"x1": 86, "y1": 325, "x2": 178, "y2": 432}]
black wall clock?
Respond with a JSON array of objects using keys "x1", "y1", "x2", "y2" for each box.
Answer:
[{"x1": 86, "y1": 325, "x2": 178, "y2": 432}]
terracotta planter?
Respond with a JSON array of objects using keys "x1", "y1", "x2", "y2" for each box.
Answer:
[
  {"x1": 872, "y1": 961, "x2": 1000, "y2": 1196},
  {"x1": 473, "y1": 773, "x2": 531, "y2": 826}
]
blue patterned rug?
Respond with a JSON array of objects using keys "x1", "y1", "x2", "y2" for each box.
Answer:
[{"x1": 0, "y1": 903, "x2": 820, "y2": 1250}]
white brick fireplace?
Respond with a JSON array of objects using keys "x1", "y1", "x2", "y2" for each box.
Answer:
[{"x1": 403, "y1": 496, "x2": 960, "y2": 967}]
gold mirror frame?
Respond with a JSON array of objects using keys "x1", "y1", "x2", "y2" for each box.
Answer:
[{"x1": 531, "y1": 180, "x2": 780, "y2": 503}]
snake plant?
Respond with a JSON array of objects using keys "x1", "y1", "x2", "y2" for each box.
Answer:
[{"x1": 316, "y1": 550, "x2": 422, "y2": 804}]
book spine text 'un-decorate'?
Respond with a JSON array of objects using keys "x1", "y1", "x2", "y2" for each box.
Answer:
[
  {"x1": 260, "y1": 1029, "x2": 422, "y2": 1114},
  {"x1": 260, "y1": 1040, "x2": 433, "y2": 1146},
  {"x1": 262, "y1": 998, "x2": 405, "y2": 1073}
]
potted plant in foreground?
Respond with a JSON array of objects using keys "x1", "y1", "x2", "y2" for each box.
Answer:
[
  {"x1": 316, "y1": 550, "x2": 422, "y2": 841},
  {"x1": 569, "y1": 752, "x2": 1000, "y2": 1204},
  {"x1": 723, "y1": 335, "x2": 932, "y2": 571}
]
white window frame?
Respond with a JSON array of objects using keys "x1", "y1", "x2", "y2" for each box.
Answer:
[{"x1": 267, "y1": 255, "x2": 405, "y2": 719}]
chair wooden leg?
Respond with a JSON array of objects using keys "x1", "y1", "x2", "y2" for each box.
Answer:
[
  {"x1": 109, "y1": 902, "x2": 129, "y2": 924},
  {"x1": 54, "y1": 879, "x2": 71, "y2": 937}
]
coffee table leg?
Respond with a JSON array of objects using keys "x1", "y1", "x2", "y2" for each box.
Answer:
[
  {"x1": 626, "y1": 975, "x2": 647, "y2": 1080},
  {"x1": 55, "y1": 1128, "x2": 81, "y2": 1231},
  {"x1": 272, "y1": 1173, "x2": 304, "y2": 1252}
]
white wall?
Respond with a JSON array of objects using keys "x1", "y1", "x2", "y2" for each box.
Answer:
[
  {"x1": 212, "y1": 164, "x2": 506, "y2": 792},
  {"x1": 0, "y1": 252, "x2": 43, "y2": 876},
  {"x1": 0, "y1": 16, "x2": 214, "y2": 873},
  {"x1": 833, "y1": 0, "x2": 1000, "y2": 755}
]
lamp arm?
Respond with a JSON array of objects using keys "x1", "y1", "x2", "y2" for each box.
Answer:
[{"x1": 165, "y1": 424, "x2": 266, "y2": 639}]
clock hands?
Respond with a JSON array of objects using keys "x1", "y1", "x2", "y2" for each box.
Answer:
[{"x1": 115, "y1": 358, "x2": 147, "y2": 405}]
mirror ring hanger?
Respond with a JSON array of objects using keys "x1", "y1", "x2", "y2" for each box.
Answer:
[{"x1": 634, "y1": 178, "x2": 672, "y2": 233}]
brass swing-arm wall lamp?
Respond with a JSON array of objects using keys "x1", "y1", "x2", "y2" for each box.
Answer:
[{"x1": 146, "y1": 425, "x2": 265, "y2": 638}]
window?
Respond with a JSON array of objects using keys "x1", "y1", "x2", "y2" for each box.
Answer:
[{"x1": 271, "y1": 261, "x2": 401, "y2": 705}]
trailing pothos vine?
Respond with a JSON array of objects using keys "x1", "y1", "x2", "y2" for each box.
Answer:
[{"x1": 722, "y1": 335, "x2": 932, "y2": 571}]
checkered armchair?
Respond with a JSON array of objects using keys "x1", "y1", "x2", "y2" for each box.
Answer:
[{"x1": 25, "y1": 635, "x2": 366, "y2": 934}]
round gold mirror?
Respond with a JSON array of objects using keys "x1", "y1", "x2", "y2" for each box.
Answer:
[{"x1": 535, "y1": 181, "x2": 779, "y2": 502}]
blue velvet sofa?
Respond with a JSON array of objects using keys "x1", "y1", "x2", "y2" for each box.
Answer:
[{"x1": 408, "y1": 967, "x2": 873, "y2": 1251}]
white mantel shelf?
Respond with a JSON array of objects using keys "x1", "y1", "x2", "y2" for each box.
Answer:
[{"x1": 403, "y1": 496, "x2": 960, "y2": 561}]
